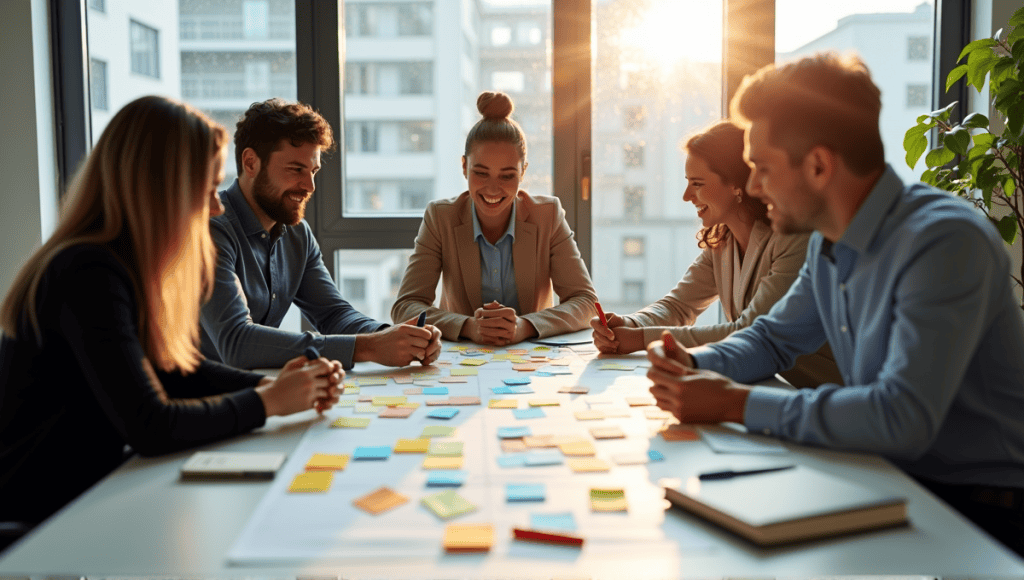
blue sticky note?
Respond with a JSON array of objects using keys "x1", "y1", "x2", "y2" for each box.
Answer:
[
  {"x1": 647, "y1": 450, "x2": 665, "y2": 462},
  {"x1": 507, "y1": 385, "x2": 535, "y2": 394},
  {"x1": 506, "y1": 483, "x2": 546, "y2": 502},
  {"x1": 353, "y1": 445, "x2": 392, "y2": 460},
  {"x1": 530, "y1": 512, "x2": 576, "y2": 531},
  {"x1": 497, "y1": 426, "x2": 532, "y2": 439},
  {"x1": 422, "y1": 387, "x2": 449, "y2": 395},
  {"x1": 491, "y1": 386, "x2": 515, "y2": 395},
  {"x1": 513, "y1": 408, "x2": 546, "y2": 420},
  {"x1": 533, "y1": 371, "x2": 555, "y2": 377},
  {"x1": 427, "y1": 408, "x2": 460, "y2": 420},
  {"x1": 503, "y1": 377, "x2": 532, "y2": 385},
  {"x1": 497, "y1": 454, "x2": 528, "y2": 468},
  {"x1": 524, "y1": 450, "x2": 563, "y2": 466},
  {"x1": 426, "y1": 470, "x2": 468, "y2": 487}
]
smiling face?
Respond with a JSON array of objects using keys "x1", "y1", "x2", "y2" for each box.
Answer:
[
  {"x1": 744, "y1": 121, "x2": 823, "y2": 235},
  {"x1": 245, "y1": 139, "x2": 322, "y2": 230},
  {"x1": 683, "y1": 154, "x2": 741, "y2": 228},
  {"x1": 462, "y1": 140, "x2": 525, "y2": 230}
]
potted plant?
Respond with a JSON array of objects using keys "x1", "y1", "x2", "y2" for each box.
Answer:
[{"x1": 903, "y1": 6, "x2": 1024, "y2": 309}]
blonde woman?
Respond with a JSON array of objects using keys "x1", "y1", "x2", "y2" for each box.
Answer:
[
  {"x1": 0, "y1": 96, "x2": 342, "y2": 530},
  {"x1": 392, "y1": 91, "x2": 596, "y2": 345}
]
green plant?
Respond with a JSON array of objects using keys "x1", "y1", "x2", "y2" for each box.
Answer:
[{"x1": 903, "y1": 6, "x2": 1024, "y2": 307}]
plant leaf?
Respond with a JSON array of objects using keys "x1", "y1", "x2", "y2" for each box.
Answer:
[
  {"x1": 946, "y1": 65, "x2": 969, "y2": 92},
  {"x1": 961, "y1": 112, "x2": 990, "y2": 130},
  {"x1": 944, "y1": 127, "x2": 971, "y2": 156},
  {"x1": 1010, "y1": 6, "x2": 1024, "y2": 27},
  {"x1": 997, "y1": 215, "x2": 1018, "y2": 245},
  {"x1": 1010, "y1": 28, "x2": 1024, "y2": 49},
  {"x1": 994, "y1": 79, "x2": 1022, "y2": 111},
  {"x1": 927, "y1": 101, "x2": 958, "y2": 119},
  {"x1": 1012, "y1": 37, "x2": 1024, "y2": 63},
  {"x1": 973, "y1": 133, "x2": 996, "y2": 149},
  {"x1": 968, "y1": 50, "x2": 999, "y2": 91},
  {"x1": 904, "y1": 134, "x2": 929, "y2": 169},
  {"x1": 925, "y1": 147, "x2": 956, "y2": 167},
  {"x1": 1007, "y1": 101, "x2": 1024, "y2": 138},
  {"x1": 1005, "y1": 176, "x2": 1016, "y2": 198},
  {"x1": 958, "y1": 37, "x2": 999, "y2": 62}
]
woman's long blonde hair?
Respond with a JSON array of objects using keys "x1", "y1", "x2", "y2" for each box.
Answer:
[{"x1": 0, "y1": 96, "x2": 227, "y2": 373}]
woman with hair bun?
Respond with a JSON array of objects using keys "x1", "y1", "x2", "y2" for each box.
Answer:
[
  {"x1": 392, "y1": 91, "x2": 597, "y2": 345},
  {"x1": 590, "y1": 120, "x2": 840, "y2": 387}
]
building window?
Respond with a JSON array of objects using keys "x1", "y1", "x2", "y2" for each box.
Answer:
[
  {"x1": 346, "y1": 63, "x2": 377, "y2": 95},
  {"x1": 88, "y1": 0, "x2": 105, "y2": 12},
  {"x1": 492, "y1": 71, "x2": 525, "y2": 93},
  {"x1": 491, "y1": 25, "x2": 512, "y2": 46},
  {"x1": 623, "y1": 237, "x2": 645, "y2": 257},
  {"x1": 89, "y1": 58, "x2": 108, "y2": 111},
  {"x1": 624, "y1": 186, "x2": 644, "y2": 222},
  {"x1": 343, "y1": 278, "x2": 367, "y2": 301},
  {"x1": 624, "y1": 106, "x2": 646, "y2": 130},
  {"x1": 398, "y1": 3, "x2": 432, "y2": 36},
  {"x1": 400, "y1": 122, "x2": 433, "y2": 153},
  {"x1": 129, "y1": 20, "x2": 160, "y2": 78},
  {"x1": 346, "y1": 121, "x2": 380, "y2": 153},
  {"x1": 398, "y1": 62, "x2": 433, "y2": 95},
  {"x1": 624, "y1": 143, "x2": 644, "y2": 168},
  {"x1": 623, "y1": 281, "x2": 645, "y2": 304},
  {"x1": 906, "y1": 84, "x2": 929, "y2": 108},
  {"x1": 346, "y1": 5, "x2": 378, "y2": 37},
  {"x1": 517, "y1": 21, "x2": 542, "y2": 45},
  {"x1": 907, "y1": 35, "x2": 930, "y2": 61},
  {"x1": 400, "y1": 180, "x2": 432, "y2": 210}
]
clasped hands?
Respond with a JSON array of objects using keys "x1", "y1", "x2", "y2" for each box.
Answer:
[
  {"x1": 256, "y1": 354, "x2": 345, "y2": 417},
  {"x1": 462, "y1": 300, "x2": 537, "y2": 346},
  {"x1": 645, "y1": 331, "x2": 750, "y2": 424}
]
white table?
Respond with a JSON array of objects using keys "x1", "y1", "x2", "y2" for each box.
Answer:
[{"x1": 1, "y1": 343, "x2": 1022, "y2": 578}]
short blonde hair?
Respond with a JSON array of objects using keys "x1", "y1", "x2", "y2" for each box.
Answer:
[{"x1": 0, "y1": 96, "x2": 228, "y2": 373}]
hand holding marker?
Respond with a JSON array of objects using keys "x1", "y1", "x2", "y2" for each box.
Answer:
[
  {"x1": 595, "y1": 301, "x2": 609, "y2": 327},
  {"x1": 304, "y1": 346, "x2": 328, "y2": 414}
]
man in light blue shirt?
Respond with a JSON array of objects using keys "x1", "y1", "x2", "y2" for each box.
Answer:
[{"x1": 646, "y1": 53, "x2": 1024, "y2": 557}]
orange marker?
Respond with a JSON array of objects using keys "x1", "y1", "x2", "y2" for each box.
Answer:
[{"x1": 594, "y1": 301, "x2": 608, "y2": 327}]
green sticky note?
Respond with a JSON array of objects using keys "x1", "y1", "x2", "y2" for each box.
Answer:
[
  {"x1": 421, "y1": 490, "x2": 476, "y2": 520},
  {"x1": 428, "y1": 441, "x2": 464, "y2": 457},
  {"x1": 331, "y1": 416, "x2": 371, "y2": 428},
  {"x1": 421, "y1": 426, "x2": 456, "y2": 438}
]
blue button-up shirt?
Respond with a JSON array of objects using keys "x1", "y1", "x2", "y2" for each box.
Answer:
[
  {"x1": 693, "y1": 166, "x2": 1024, "y2": 487},
  {"x1": 200, "y1": 181, "x2": 387, "y2": 370},
  {"x1": 472, "y1": 201, "x2": 521, "y2": 313}
]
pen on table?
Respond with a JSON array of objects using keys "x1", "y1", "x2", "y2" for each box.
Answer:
[
  {"x1": 594, "y1": 301, "x2": 608, "y2": 327},
  {"x1": 698, "y1": 465, "x2": 796, "y2": 481},
  {"x1": 304, "y1": 346, "x2": 326, "y2": 413}
]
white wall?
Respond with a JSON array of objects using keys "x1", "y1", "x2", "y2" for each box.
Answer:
[{"x1": 0, "y1": 0, "x2": 58, "y2": 301}]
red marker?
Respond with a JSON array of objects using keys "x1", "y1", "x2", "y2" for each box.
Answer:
[
  {"x1": 594, "y1": 301, "x2": 608, "y2": 327},
  {"x1": 512, "y1": 527, "x2": 584, "y2": 547}
]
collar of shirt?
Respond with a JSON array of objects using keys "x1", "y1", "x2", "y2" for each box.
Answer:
[
  {"x1": 471, "y1": 199, "x2": 517, "y2": 246},
  {"x1": 819, "y1": 165, "x2": 904, "y2": 278},
  {"x1": 223, "y1": 179, "x2": 286, "y2": 240}
]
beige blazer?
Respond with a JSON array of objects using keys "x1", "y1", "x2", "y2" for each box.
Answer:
[
  {"x1": 623, "y1": 221, "x2": 842, "y2": 388},
  {"x1": 392, "y1": 191, "x2": 597, "y2": 341}
]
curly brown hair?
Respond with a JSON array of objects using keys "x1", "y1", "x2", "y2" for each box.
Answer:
[{"x1": 233, "y1": 98, "x2": 335, "y2": 175}]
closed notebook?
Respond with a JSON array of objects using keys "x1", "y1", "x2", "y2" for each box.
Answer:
[{"x1": 663, "y1": 465, "x2": 908, "y2": 546}]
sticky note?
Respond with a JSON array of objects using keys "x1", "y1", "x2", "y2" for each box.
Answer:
[
  {"x1": 558, "y1": 386, "x2": 590, "y2": 394},
  {"x1": 528, "y1": 399, "x2": 560, "y2": 407},
  {"x1": 603, "y1": 408, "x2": 632, "y2": 418},
  {"x1": 394, "y1": 438, "x2": 431, "y2": 453},
  {"x1": 558, "y1": 440, "x2": 596, "y2": 456},
  {"x1": 548, "y1": 359, "x2": 571, "y2": 366},
  {"x1": 354, "y1": 403, "x2": 382, "y2": 414},
  {"x1": 522, "y1": 435, "x2": 559, "y2": 448},
  {"x1": 503, "y1": 377, "x2": 532, "y2": 385},
  {"x1": 305, "y1": 453, "x2": 350, "y2": 471},
  {"x1": 352, "y1": 446, "x2": 392, "y2": 460},
  {"x1": 497, "y1": 454, "x2": 528, "y2": 468},
  {"x1": 393, "y1": 376, "x2": 414, "y2": 384},
  {"x1": 422, "y1": 387, "x2": 449, "y2": 395},
  {"x1": 288, "y1": 470, "x2": 333, "y2": 493},
  {"x1": 590, "y1": 488, "x2": 627, "y2": 512},
  {"x1": 358, "y1": 395, "x2": 374, "y2": 402},
  {"x1": 403, "y1": 387, "x2": 424, "y2": 395},
  {"x1": 647, "y1": 450, "x2": 665, "y2": 461},
  {"x1": 625, "y1": 397, "x2": 656, "y2": 407},
  {"x1": 506, "y1": 483, "x2": 546, "y2": 502},
  {"x1": 524, "y1": 450, "x2": 564, "y2": 466},
  {"x1": 438, "y1": 377, "x2": 468, "y2": 384},
  {"x1": 489, "y1": 399, "x2": 519, "y2": 409},
  {"x1": 460, "y1": 358, "x2": 487, "y2": 366},
  {"x1": 426, "y1": 408, "x2": 460, "y2": 420},
  {"x1": 335, "y1": 399, "x2": 357, "y2": 407},
  {"x1": 532, "y1": 346, "x2": 550, "y2": 351},
  {"x1": 508, "y1": 348, "x2": 528, "y2": 355},
  {"x1": 331, "y1": 416, "x2": 370, "y2": 429},
  {"x1": 372, "y1": 396, "x2": 407, "y2": 406},
  {"x1": 343, "y1": 384, "x2": 360, "y2": 394},
  {"x1": 567, "y1": 457, "x2": 610, "y2": 473},
  {"x1": 590, "y1": 426, "x2": 626, "y2": 439},
  {"x1": 447, "y1": 396, "x2": 481, "y2": 406},
  {"x1": 574, "y1": 410, "x2": 605, "y2": 420},
  {"x1": 443, "y1": 524, "x2": 494, "y2": 552},
  {"x1": 512, "y1": 363, "x2": 544, "y2": 372},
  {"x1": 492, "y1": 386, "x2": 534, "y2": 395},
  {"x1": 398, "y1": 402, "x2": 420, "y2": 409},
  {"x1": 413, "y1": 380, "x2": 438, "y2": 386},
  {"x1": 379, "y1": 406, "x2": 415, "y2": 418},
  {"x1": 598, "y1": 363, "x2": 637, "y2": 371},
  {"x1": 450, "y1": 368, "x2": 478, "y2": 376},
  {"x1": 421, "y1": 490, "x2": 476, "y2": 520},
  {"x1": 421, "y1": 425, "x2": 456, "y2": 438},
  {"x1": 611, "y1": 452, "x2": 649, "y2": 465},
  {"x1": 513, "y1": 408, "x2": 546, "y2": 420},
  {"x1": 530, "y1": 511, "x2": 576, "y2": 531},
  {"x1": 497, "y1": 426, "x2": 532, "y2": 439},
  {"x1": 541, "y1": 367, "x2": 573, "y2": 375},
  {"x1": 500, "y1": 438, "x2": 528, "y2": 453},
  {"x1": 644, "y1": 408, "x2": 673, "y2": 420},
  {"x1": 490, "y1": 354, "x2": 514, "y2": 361},
  {"x1": 357, "y1": 377, "x2": 389, "y2": 386},
  {"x1": 428, "y1": 441, "x2": 464, "y2": 457},
  {"x1": 426, "y1": 470, "x2": 468, "y2": 487},
  {"x1": 660, "y1": 426, "x2": 700, "y2": 441},
  {"x1": 422, "y1": 456, "x2": 465, "y2": 469},
  {"x1": 353, "y1": 486, "x2": 408, "y2": 514}
]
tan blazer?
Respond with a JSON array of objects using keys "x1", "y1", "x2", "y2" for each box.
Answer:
[
  {"x1": 392, "y1": 191, "x2": 598, "y2": 341},
  {"x1": 623, "y1": 220, "x2": 842, "y2": 388}
]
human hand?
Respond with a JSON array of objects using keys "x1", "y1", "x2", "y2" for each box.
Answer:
[
  {"x1": 256, "y1": 355, "x2": 343, "y2": 417},
  {"x1": 471, "y1": 301, "x2": 519, "y2": 345},
  {"x1": 647, "y1": 366, "x2": 750, "y2": 424},
  {"x1": 313, "y1": 358, "x2": 344, "y2": 413},
  {"x1": 420, "y1": 324, "x2": 443, "y2": 365},
  {"x1": 646, "y1": 331, "x2": 694, "y2": 368},
  {"x1": 354, "y1": 320, "x2": 436, "y2": 367},
  {"x1": 591, "y1": 312, "x2": 645, "y2": 354}
]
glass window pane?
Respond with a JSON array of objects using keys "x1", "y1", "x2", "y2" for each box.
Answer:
[
  {"x1": 592, "y1": 0, "x2": 723, "y2": 322},
  {"x1": 776, "y1": 1, "x2": 935, "y2": 183}
]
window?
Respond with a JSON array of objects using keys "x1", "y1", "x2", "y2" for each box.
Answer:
[
  {"x1": 398, "y1": 62, "x2": 432, "y2": 95},
  {"x1": 491, "y1": 25, "x2": 512, "y2": 46},
  {"x1": 347, "y1": 5, "x2": 379, "y2": 37},
  {"x1": 243, "y1": 0, "x2": 270, "y2": 39},
  {"x1": 88, "y1": 0, "x2": 105, "y2": 12},
  {"x1": 398, "y1": 3, "x2": 432, "y2": 36},
  {"x1": 346, "y1": 63, "x2": 377, "y2": 95},
  {"x1": 343, "y1": 278, "x2": 367, "y2": 301},
  {"x1": 90, "y1": 59, "x2": 108, "y2": 111},
  {"x1": 623, "y1": 281, "x2": 645, "y2": 304},
  {"x1": 624, "y1": 106, "x2": 646, "y2": 130},
  {"x1": 517, "y1": 21, "x2": 542, "y2": 45},
  {"x1": 491, "y1": 71, "x2": 525, "y2": 93},
  {"x1": 624, "y1": 186, "x2": 645, "y2": 222},
  {"x1": 400, "y1": 181, "x2": 432, "y2": 211},
  {"x1": 624, "y1": 143, "x2": 644, "y2": 168},
  {"x1": 346, "y1": 121, "x2": 380, "y2": 153},
  {"x1": 129, "y1": 20, "x2": 159, "y2": 78},
  {"x1": 400, "y1": 122, "x2": 433, "y2": 153},
  {"x1": 907, "y1": 35, "x2": 929, "y2": 61},
  {"x1": 623, "y1": 237, "x2": 645, "y2": 257},
  {"x1": 907, "y1": 83, "x2": 928, "y2": 108}
]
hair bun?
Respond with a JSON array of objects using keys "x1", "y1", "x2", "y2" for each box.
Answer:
[{"x1": 477, "y1": 91, "x2": 514, "y2": 120}]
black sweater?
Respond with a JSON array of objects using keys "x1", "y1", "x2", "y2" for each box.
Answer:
[{"x1": 0, "y1": 245, "x2": 267, "y2": 524}]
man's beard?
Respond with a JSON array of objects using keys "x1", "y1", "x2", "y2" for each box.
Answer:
[{"x1": 252, "y1": 167, "x2": 307, "y2": 226}]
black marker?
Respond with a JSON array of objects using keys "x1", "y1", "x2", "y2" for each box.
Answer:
[
  {"x1": 698, "y1": 465, "x2": 796, "y2": 481},
  {"x1": 304, "y1": 346, "x2": 324, "y2": 413},
  {"x1": 416, "y1": 311, "x2": 427, "y2": 327}
]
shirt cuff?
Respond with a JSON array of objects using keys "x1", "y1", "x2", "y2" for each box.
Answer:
[
  {"x1": 743, "y1": 385, "x2": 794, "y2": 438},
  {"x1": 321, "y1": 334, "x2": 358, "y2": 370},
  {"x1": 689, "y1": 346, "x2": 722, "y2": 372}
]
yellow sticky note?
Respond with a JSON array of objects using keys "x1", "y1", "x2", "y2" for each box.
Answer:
[
  {"x1": 574, "y1": 410, "x2": 605, "y2": 421},
  {"x1": 645, "y1": 408, "x2": 673, "y2": 420},
  {"x1": 625, "y1": 397, "x2": 657, "y2": 407},
  {"x1": 490, "y1": 354, "x2": 514, "y2": 361},
  {"x1": 443, "y1": 524, "x2": 494, "y2": 552},
  {"x1": 357, "y1": 377, "x2": 389, "y2": 386},
  {"x1": 590, "y1": 426, "x2": 626, "y2": 439},
  {"x1": 394, "y1": 438, "x2": 432, "y2": 453},
  {"x1": 288, "y1": 470, "x2": 333, "y2": 493},
  {"x1": 372, "y1": 396, "x2": 408, "y2": 406},
  {"x1": 559, "y1": 440, "x2": 596, "y2": 457},
  {"x1": 450, "y1": 368, "x2": 478, "y2": 376},
  {"x1": 568, "y1": 457, "x2": 610, "y2": 473},
  {"x1": 331, "y1": 416, "x2": 371, "y2": 428},
  {"x1": 528, "y1": 399, "x2": 560, "y2": 407},
  {"x1": 590, "y1": 488, "x2": 627, "y2": 511},
  {"x1": 305, "y1": 453, "x2": 350, "y2": 471},
  {"x1": 460, "y1": 358, "x2": 487, "y2": 366},
  {"x1": 422, "y1": 456, "x2": 465, "y2": 470},
  {"x1": 489, "y1": 399, "x2": 519, "y2": 409},
  {"x1": 343, "y1": 384, "x2": 361, "y2": 394}
]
